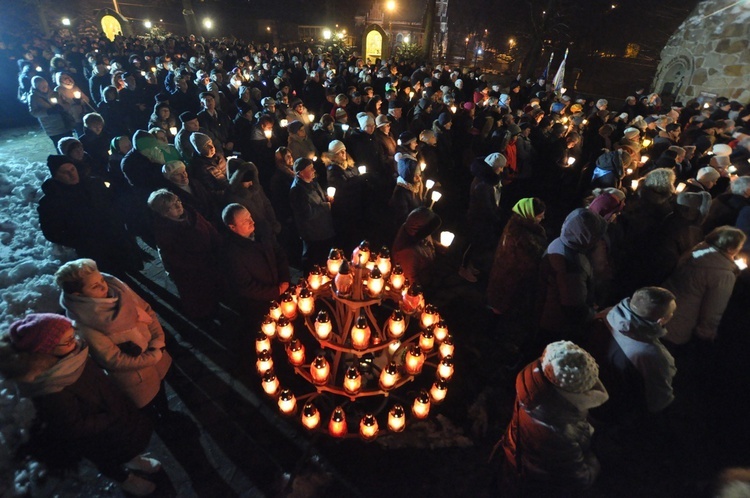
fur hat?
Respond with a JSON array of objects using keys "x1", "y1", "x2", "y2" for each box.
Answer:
[
  {"x1": 541, "y1": 340, "x2": 599, "y2": 393},
  {"x1": 47, "y1": 155, "x2": 72, "y2": 176},
  {"x1": 484, "y1": 152, "x2": 507, "y2": 170},
  {"x1": 288, "y1": 120, "x2": 304, "y2": 134},
  {"x1": 179, "y1": 111, "x2": 198, "y2": 123},
  {"x1": 712, "y1": 144, "x2": 732, "y2": 157},
  {"x1": 588, "y1": 192, "x2": 625, "y2": 221},
  {"x1": 162, "y1": 160, "x2": 186, "y2": 178},
  {"x1": 189, "y1": 132, "x2": 212, "y2": 153},
  {"x1": 328, "y1": 140, "x2": 346, "y2": 155},
  {"x1": 676, "y1": 191, "x2": 711, "y2": 221},
  {"x1": 710, "y1": 155, "x2": 731, "y2": 169},
  {"x1": 9, "y1": 313, "x2": 73, "y2": 354},
  {"x1": 357, "y1": 112, "x2": 375, "y2": 129},
  {"x1": 375, "y1": 114, "x2": 390, "y2": 128},
  {"x1": 57, "y1": 137, "x2": 82, "y2": 156},
  {"x1": 623, "y1": 127, "x2": 640, "y2": 140}
]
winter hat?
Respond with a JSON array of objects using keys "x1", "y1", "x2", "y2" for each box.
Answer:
[
  {"x1": 328, "y1": 140, "x2": 346, "y2": 155},
  {"x1": 179, "y1": 111, "x2": 198, "y2": 123},
  {"x1": 290, "y1": 98, "x2": 303, "y2": 108},
  {"x1": 438, "y1": 113, "x2": 452, "y2": 126},
  {"x1": 47, "y1": 155, "x2": 71, "y2": 176},
  {"x1": 623, "y1": 127, "x2": 640, "y2": 140},
  {"x1": 293, "y1": 157, "x2": 314, "y2": 174},
  {"x1": 335, "y1": 94, "x2": 348, "y2": 106},
  {"x1": 57, "y1": 137, "x2": 82, "y2": 156},
  {"x1": 162, "y1": 160, "x2": 186, "y2": 178},
  {"x1": 712, "y1": 143, "x2": 732, "y2": 157},
  {"x1": 273, "y1": 77, "x2": 283, "y2": 87},
  {"x1": 189, "y1": 132, "x2": 212, "y2": 153},
  {"x1": 484, "y1": 152, "x2": 507, "y2": 170},
  {"x1": 9, "y1": 313, "x2": 73, "y2": 354},
  {"x1": 375, "y1": 114, "x2": 390, "y2": 128},
  {"x1": 357, "y1": 112, "x2": 375, "y2": 129},
  {"x1": 499, "y1": 94, "x2": 510, "y2": 106},
  {"x1": 335, "y1": 108, "x2": 348, "y2": 119},
  {"x1": 588, "y1": 192, "x2": 625, "y2": 221},
  {"x1": 551, "y1": 102, "x2": 566, "y2": 114},
  {"x1": 397, "y1": 156, "x2": 418, "y2": 181},
  {"x1": 570, "y1": 104, "x2": 583, "y2": 114},
  {"x1": 710, "y1": 155, "x2": 731, "y2": 169},
  {"x1": 398, "y1": 131, "x2": 416, "y2": 146},
  {"x1": 697, "y1": 166, "x2": 720, "y2": 184},
  {"x1": 388, "y1": 99, "x2": 404, "y2": 109},
  {"x1": 676, "y1": 191, "x2": 711, "y2": 221},
  {"x1": 596, "y1": 99, "x2": 608, "y2": 109},
  {"x1": 507, "y1": 124, "x2": 522, "y2": 136},
  {"x1": 541, "y1": 340, "x2": 599, "y2": 394},
  {"x1": 288, "y1": 120, "x2": 304, "y2": 134},
  {"x1": 462, "y1": 102, "x2": 475, "y2": 111},
  {"x1": 261, "y1": 97, "x2": 276, "y2": 107}
]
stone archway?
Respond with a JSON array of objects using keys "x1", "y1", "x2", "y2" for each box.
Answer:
[{"x1": 655, "y1": 55, "x2": 693, "y2": 103}]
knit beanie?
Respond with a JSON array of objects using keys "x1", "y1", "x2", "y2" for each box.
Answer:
[
  {"x1": 179, "y1": 111, "x2": 198, "y2": 123},
  {"x1": 588, "y1": 192, "x2": 624, "y2": 221},
  {"x1": 162, "y1": 160, "x2": 187, "y2": 178},
  {"x1": 696, "y1": 166, "x2": 720, "y2": 184},
  {"x1": 484, "y1": 152, "x2": 507, "y2": 170},
  {"x1": 710, "y1": 155, "x2": 731, "y2": 169},
  {"x1": 570, "y1": 104, "x2": 583, "y2": 114},
  {"x1": 712, "y1": 144, "x2": 732, "y2": 157},
  {"x1": 335, "y1": 108, "x2": 348, "y2": 119},
  {"x1": 288, "y1": 120, "x2": 304, "y2": 134},
  {"x1": 189, "y1": 132, "x2": 211, "y2": 153},
  {"x1": 293, "y1": 157, "x2": 313, "y2": 174},
  {"x1": 47, "y1": 155, "x2": 71, "y2": 176},
  {"x1": 398, "y1": 131, "x2": 416, "y2": 146},
  {"x1": 541, "y1": 340, "x2": 599, "y2": 394},
  {"x1": 357, "y1": 112, "x2": 375, "y2": 129},
  {"x1": 512, "y1": 198, "x2": 537, "y2": 219},
  {"x1": 375, "y1": 114, "x2": 390, "y2": 128},
  {"x1": 623, "y1": 127, "x2": 640, "y2": 140},
  {"x1": 596, "y1": 99, "x2": 608, "y2": 109},
  {"x1": 57, "y1": 137, "x2": 81, "y2": 157},
  {"x1": 328, "y1": 140, "x2": 346, "y2": 155},
  {"x1": 551, "y1": 102, "x2": 565, "y2": 114},
  {"x1": 438, "y1": 112, "x2": 451, "y2": 126},
  {"x1": 9, "y1": 313, "x2": 73, "y2": 354}
]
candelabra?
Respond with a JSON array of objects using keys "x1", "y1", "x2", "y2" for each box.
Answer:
[{"x1": 255, "y1": 241, "x2": 456, "y2": 440}]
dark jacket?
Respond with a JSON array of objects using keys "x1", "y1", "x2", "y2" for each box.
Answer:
[
  {"x1": 702, "y1": 192, "x2": 750, "y2": 234},
  {"x1": 225, "y1": 160, "x2": 280, "y2": 234},
  {"x1": 392, "y1": 207, "x2": 440, "y2": 286},
  {"x1": 467, "y1": 156, "x2": 503, "y2": 241},
  {"x1": 289, "y1": 177, "x2": 335, "y2": 241}
]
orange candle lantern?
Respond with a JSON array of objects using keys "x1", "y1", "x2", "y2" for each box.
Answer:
[
  {"x1": 420, "y1": 304, "x2": 439, "y2": 329},
  {"x1": 404, "y1": 346, "x2": 425, "y2": 375},
  {"x1": 379, "y1": 361, "x2": 400, "y2": 390},
  {"x1": 438, "y1": 355, "x2": 454, "y2": 381},
  {"x1": 286, "y1": 338, "x2": 306, "y2": 367},
  {"x1": 301, "y1": 403, "x2": 320, "y2": 430},
  {"x1": 310, "y1": 354, "x2": 330, "y2": 385},
  {"x1": 351, "y1": 315, "x2": 371, "y2": 350},
  {"x1": 433, "y1": 319, "x2": 449, "y2": 342},
  {"x1": 280, "y1": 291, "x2": 297, "y2": 319},
  {"x1": 277, "y1": 389, "x2": 297, "y2": 415},
  {"x1": 334, "y1": 260, "x2": 353, "y2": 297},
  {"x1": 389, "y1": 264, "x2": 405, "y2": 290},
  {"x1": 430, "y1": 379, "x2": 448, "y2": 403},
  {"x1": 327, "y1": 248, "x2": 343, "y2": 276},
  {"x1": 412, "y1": 390, "x2": 431, "y2": 419},
  {"x1": 419, "y1": 328, "x2": 435, "y2": 352},
  {"x1": 439, "y1": 335, "x2": 455, "y2": 359},
  {"x1": 352, "y1": 240, "x2": 371, "y2": 266},
  {"x1": 307, "y1": 265, "x2": 323, "y2": 290},
  {"x1": 255, "y1": 331, "x2": 271, "y2": 354},
  {"x1": 297, "y1": 288, "x2": 315, "y2": 316},
  {"x1": 359, "y1": 414, "x2": 379, "y2": 441},
  {"x1": 388, "y1": 404, "x2": 406, "y2": 432},
  {"x1": 256, "y1": 349, "x2": 273, "y2": 375},
  {"x1": 376, "y1": 247, "x2": 392, "y2": 276},
  {"x1": 367, "y1": 267, "x2": 384, "y2": 296},
  {"x1": 276, "y1": 316, "x2": 294, "y2": 343},
  {"x1": 402, "y1": 284, "x2": 424, "y2": 314},
  {"x1": 314, "y1": 310, "x2": 332, "y2": 341},
  {"x1": 387, "y1": 309, "x2": 406, "y2": 338},
  {"x1": 261, "y1": 315, "x2": 276, "y2": 338},
  {"x1": 343, "y1": 366, "x2": 362, "y2": 395},
  {"x1": 261, "y1": 370, "x2": 280, "y2": 396},
  {"x1": 268, "y1": 300, "x2": 282, "y2": 321},
  {"x1": 328, "y1": 406, "x2": 347, "y2": 437}
]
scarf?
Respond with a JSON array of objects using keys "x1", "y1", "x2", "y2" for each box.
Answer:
[
  {"x1": 512, "y1": 197, "x2": 536, "y2": 219},
  {"x1": 17, "y1": 343, "x2": 89, "y2": 398}
]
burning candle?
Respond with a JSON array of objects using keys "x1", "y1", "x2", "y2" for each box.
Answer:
[
  {"x1": 342, "y1": 124, "x2": 350, "y2": 131},
  {"x1": 310, "y1": 354, "x2": 330, "y2": 385},
  {"x1": 269, "y1": 301, "x2": 282, "y2": 320},
  {"x1": 328, "y1": 406, "x2": 347, "y2": 437},
  {"x1": 379, "y1": 362, "x2": 400, "y2": 390},
  {"x1": 286, "y1": 338, "x2": 306, "y2": 367},
  {"x1": 277, "y1": 389, "x2": 297, "y2": 415},
  {"x1": 425, "y1": 179, "x2": 435, "y2": 190},
  {"x1": 627, "y1": 168, "x2": 634, "y2": 175},
  {"x1": 263, "y1": 129, "x2": 273, "y2": 139},
  {"x1": 50, "y1": 97, "x2": 58, "y2": 104},
  {"x1": 334, "y1": 260, "x2": 353, "y2": 296},
  {"x1": 326, "y1": 186, "x2": 337, "y2": 198},
  {"x1": 430, "y1": 190, "x2": 442, "y2": 206},
  {"x1": 389, "y1": 264, "x2": 405, "y2": 290},
  {"x1": 301, "y1": 403, "x2": 320, "y2": 430},
  {"x1": 350, "y1": 315, "x2": 371, "y2": 350},
  {"x1": 421, "y1": 304, "x2": 439, "y2": 329},
  {"x1": 344, "y1": 366, "x2": 362, "y2": 394},
  {"x1": 582, "y1": 119, "x2": 588, "y2": 125},
  {"x1": 359, "y1": 414, "x2": 379, "y2": 441},
  {"x1": 438, "y1": 355, "x2": 455, "y2": 381},
  {"x1": 728, "y1": 165, "x2": 737, "y2": 174},
  {"x1": 358, "y1": 165, "x2": 367, "y2": 175},
  {"x1": 430, "y1": 379, "x2": 448, "y2": 403},
  {"x1": 279, "y1": 119, "x2": 289, "y2": 127},
  {"x1": 308, "y1": 113, "x2": 315, "y2": 122},
  {"x1": 450, "y1": 105, "x2": 457, "y2": 114},
  {"x1": 307, "y1": 265, "x2": 323, "y2": 290},
  {"x1": 103, "y1": 181, "x2": 111, "y2": 188},
  {"x1": 367, "y1": 267, "x2": 384, "y2": 296},
  {"x1": 439, "y1": 335, "x2": 455, "y2": 358},
  {"x1": 640, "y1": 155, "x2": 649, "y2": 164},
  {"x1": 642, "y1": 138, "x2": 652, "y2": 148},
  {"x1": 327, "y1": 248, "x2": 343, "y2": 275},
  {"x1": 630, "y1": 179, "x2": 640, "y2": 190},
  {"x1": 280, "y1": 291, "x2": 297, "y2": 319},
  {"x1": 388, "y1": 404, "x2": 406, "y2": 432},
  {"x1": 276, "y1": 316, "x2": 294, "y2": 342},
  {"x1": 419, "y1": 328, "x2": 435, "y2": 352},
  {"x1": 73, "y1": 90, "x2": 81, "y2": 99},
  {"x1": 255, "y1": 331, "x2": 271, "y2": 354},
  {"x1": 387, "y1": 309, "x2": 405, "y2": 338},
  {"x1": 297, "y1": 288, "x2": 315, "y2": 316},
  {"x1": 169, "y1": 126, "x2": 178, "y2": 135},
  {"x1": 256, "y1": 349, "x2": 273, "y2": 375},
  {"x1": 736, "y1": 257, "x2": 748, "y2": 271},
  {"x1": 353, "y1": 241, "x2": 371, "y2": 265},
  {"x1": 376, "y1": 248, "x2": 391, "y2": 276},
  {"x1": 412, "y1": 390, "x2": 431, "y2": 419},
  {"x1": 314, "y1": 310, "x2": 332, "y2": 340},
  {"x1": 567, "y1": 157, "x2": 576, "y2": 166},
  {"x1": 420, "y1": 162, "x2": 427, "y2": 172},
  {"x1": 261, "y1": 370, "x2": 280, "y2": 396},
  {"x1": 676, "y1": 183, "x2": 686, "y2": 193},
  {"x1": 409, "y1": 91, "x2": 415, "y2": 99},
  {"x1": 404, "y1": 346, "x2": 425, "y2": 375},
  {"x1": 433, "y1": 320, "x2": 449, "y2": 342},
  {"x1": 261, "y1": 315, "x2": 276, "y2": 337},
  {"x1": 439, "y1": 231, "x2": 455, "y2": 247}
]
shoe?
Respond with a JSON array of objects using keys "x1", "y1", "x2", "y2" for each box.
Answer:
[
  {"x1": 458, "y1": 266, "x2": 478, "y2": 283},
  {"x1": 125, "y1": 455, "x2": 161, "y2": 474},
  {"x1": 121, "y1": 473, "x2": 156, "y2": 496}
]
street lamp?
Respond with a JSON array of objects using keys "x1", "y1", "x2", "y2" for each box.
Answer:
[
  {"x1": 403, "y1": 35, "x2": 410, "y2": 44},
  {"x1": 61, "y1": 17, "x2": 71, "y2": 26},
  {"x1": 323, "y1": 28, "x2": 332, "y2": 40},
  {"x1": 385, "y1": 1, "x2": 396, "y2": 57},
  {"x1": 203, "y1": 18, "x2": 213, "y2": 29},
  {"x1": 144, "y1": 20, "x2": 152, "y2": 29},
  {"x1": 386, "y1": 0, "x2": 396, "y2": 11}
]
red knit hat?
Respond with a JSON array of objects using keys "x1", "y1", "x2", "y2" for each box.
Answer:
[
  {"x1": 9, "y1": 313, "x2": 73, "y2": 354},
  {"x1": 588, "y1": 193, "x2": 624, "y2": 221}
]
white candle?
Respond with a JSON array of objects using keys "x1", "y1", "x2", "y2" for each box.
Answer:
[
  {"x1": 358, "y1": 165, "x2": 367, "y2": 175},
  {"x1": 425, "y1": 179, "x2": 435, "y2": 190},
  {"x1": 676, "y1": 183, "x2": 686, "y2": 193},
  {"x1": 327, "y1": 186, "x2": 336, "y2": 198},
  {"x1": 736, "y1": 258, "x2": 748, "y2": 271},
  {"x1": 439, "y1": 231, "x2": 455, "y2": 247}
]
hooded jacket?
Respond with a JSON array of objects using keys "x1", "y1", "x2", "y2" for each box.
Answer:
[
  {"x1": 225, "y1": 159, "x2": 281, "y2": 234},
  {"x1": 389, "y1": 151, "x2": 424, "y2": 228},
  {"x1": 467, "y1": 156, "x2": 503, "y2": 239},
  {"x1": 392, "y1": 207, "x2": 440, "y2": 286},
  {"x1": 538, "y1": 208, "x2": 608, "y2": 338},
  {"x1": 590, "y1": 150, "x2": 627, "y2": 189}
]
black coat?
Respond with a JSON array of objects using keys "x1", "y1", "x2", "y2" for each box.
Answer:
[{"x1": 289, "y1": 176, "x2": 335, "y2": 242}]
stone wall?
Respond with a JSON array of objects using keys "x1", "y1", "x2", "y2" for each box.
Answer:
[{"x1": 653, "y1": 0, "x2": 750, "y2": 104}]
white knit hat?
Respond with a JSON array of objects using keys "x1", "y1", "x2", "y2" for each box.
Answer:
[
  {"x1": 541, "y1": 341, "x2": 599, "y2": 393},
  {"x1": 162, "y1": 160, "x2": 186, "y2": 178},
  {"x1": 484, "y1": 152, "x2": 507, "y2": 170},
  {"x1": 328, "y1": 140, "x2": 346, "y2": 155},
  {"x1": 623, "y1": 127, "x2": 640, "y2": 140},
  {"x1": 712, "y1": 144, "x2": 732, "y2": 157},
  {"x1": 357, "y1": 112, "x2": 375, "y2": 129}
]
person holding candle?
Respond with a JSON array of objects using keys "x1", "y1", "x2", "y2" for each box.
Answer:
[
  {"x1": 148, "y1": 102, "x2": 178, "y2": 142},
  {"x1": 53, "y1": 72, "x2": 90, "y2": 137},
  {"x1": 28, "y1": 75, "x2": 75, "y2": 147},
  {"x1": 392, "y1": 207, "x2": 442, "y2": 288},
  {"x1": 389, "y1": 132, "x2": 425, "y2": 229},
  {"x1": 290, "y1": 157, "x2": 335, "y2": 272},
  {"x1": 324, "y1": 139, "x2": 366, "y2": 249}
]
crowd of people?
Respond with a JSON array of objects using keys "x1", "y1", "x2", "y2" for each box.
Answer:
[{"x1": 1, "y1": 29, "x2": 749, "y2": 495}]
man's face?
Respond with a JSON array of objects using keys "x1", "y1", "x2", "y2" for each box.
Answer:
[
  {"x1": 390, "y1": 108, "x2": 402, "y2": 119},
  {"x1": 229, "y1": 208, "x2": 255, "y2": 238},
  {"x1": 202, "y1": 95, "x2": 216, "y2": 112},
  {"x1": 299, "y1": 164, "x2": 315, "y2": 183},
  {"x1": 657, "y1": 300, "x2": 678, "y2": 326},
  {"x1": 364, "y1": 123, "x2": 375, "y2": 135},
  {"x1": 169, "y1": 169, "x2": 189, "y2": 186},
  {"x1": 88, "y1": 122, "x2": 103, "y2": 135},
  {"x1": 55, "y1": 163, "x2": 79, "y2": 185},
  {"x1": 185, "y1": 119, "x2": 200, "y2": 132},
  {"x1": 68, "y1": 145, "x2": 84, "y2": 162},
  {"x1": 165, "y1": 198, "x2": 184, "y2": 220}
]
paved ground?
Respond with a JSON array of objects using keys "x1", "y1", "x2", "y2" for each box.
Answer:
[{"x1": 4, "y1": 126, "x2": 750, "y2": 497}]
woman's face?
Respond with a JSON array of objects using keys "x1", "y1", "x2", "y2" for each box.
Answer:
[
  {"x1": 285, "y1": 152, "x2": 293, "y2": 167},
  {"x1": 165, "y1": 198, "x2": 184, "y2": 220},
  {"x1": 52, "y1": 326, "x2": 79, "y2": 357},
  {"x1": 77, "y1": 270, "x2": 109, "y2": 299},
  {"x1": 158, "y1": 107, "x2": 170, "y2": 119}
]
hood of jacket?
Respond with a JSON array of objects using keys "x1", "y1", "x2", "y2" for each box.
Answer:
[
  {"x1": 470, "y1": 156, "x2": 501, "y2": 185},
  {"x1": 606, "y1": 298, "x2": 667, "y2": 342},
  {"x1": 227, "y1": 158, "x2": 260, "y2": 190},
  {"x1": 396, "y1": 152, "x2": 418, "y2": 181},
  {"x1": 593, "y1": 150, "x2": 625, "y2": 178},
  {"x1": 132, "y1": 129, "x2": 157, "y2": 152},
  {"x1": 402, "y1": 206, "x2": 441, "y2": 240},
  {"x1": 559, "y1": 207, "x2": 608, "y2": 252}
]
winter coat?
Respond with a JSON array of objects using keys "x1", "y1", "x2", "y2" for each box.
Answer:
[
  {"x1": 153, "y1": 206, "x2": 222, "y2": 319},
  {"x1": 326, "y1": 153, "x2": 367, "y2": 235},
  {"x1": 702, "y1": 192, "x2": 750, "y2": 234},
  {"x1": 662, "y1": 242, "x2": 740, "y2": 344},
  {"x1": 346, "y1": 129, "x2": 382, "y2": 180},
  {"x1": 538, "y1": 208, "x2": 608, "y2": 339},
  {"x1": 467, "y1": 156, "x2": 503, "y2": 242},
  {"x1": 585, "y1": 299, "x2": 676, "y2": 417},
  {"x1": 590, "y1": 150, "x2": 627, "y2": 190},
  {"x1": 79, "y1": 131, "x2": 113, "y2": 178},
  {"x1": 28, "y1": 86, "x2": 72, "y2": 137},
  {"x1": 311, "y1": 123, "x2": 337, "y2": 154},
  {"x1": 373, "y1": 129, "x2": 397, "y2": 178},
  {"x1": 487, "y1": 214, "x2": 547, "y2": 315},
  {"x1": 60, "y1": 276, "x2": 172, "y2": 408},
  {"x1": 287, "y1": 133, "x2": 317, "y2": 160},
  {"x1": 18, "y1": 345, "x2": 152, "y2": 468},
  {"x1": 289, "y1": 176, "x2": 335, "y2": 242},
  {"x1": 389, "y1": 152, "x2": 425, "y2": 228},
  {"x1": 121, "y1": 130, "x2": 167, "y2": 195},
  {"x1": 225, "y1": 160, "x2": 281, "y2": 233},
  {"x1": 501, "y1": 358, "x2": 608, "y2": 491},
  {"x1": 190, "y1": 153, "x2": 230, "y2": 201},
  {"x1": 392, "y1": 207, "x2": 440, "y2": 286},
  {"x1": 198, "y1": 109, "x2": 233, "y2": 147}
]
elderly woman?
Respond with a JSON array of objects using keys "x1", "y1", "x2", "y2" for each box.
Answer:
[
  {"x1": 0, "y1": 314, "x2": 159, "y2": 496},
  {"x1": 56, "y1": 259, "x2": 172, "y2": 420},
  {"x1": 225, "y1": 158, "x2": 281, "y2": 235},
  {"x1": 148, "y1": 189, "x2": 222, "y2": 322},
  {"x1": 189, "y1": 132, "x2": 229, "y2": 203}
]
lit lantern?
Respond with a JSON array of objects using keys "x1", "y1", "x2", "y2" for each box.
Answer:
[
  {"x1": 263, "y1": 129, "x2": 273, "y2": 139},
  {"x1": 286, "y1": 338, "x2": 306, "y2": 367},
  {"x1": 676, "y1": 182, "x2": 686, "y2": 193},
  {"x1": 255, "y1": 331, "x2": 271, "y2": 354},
  {"x1": 412, "y1": 390, "x2": 431, "y2": 419},
  {"x1": 425, "y1": 179, "x2": 435, "y2": 191},
  {"x1": 387, "y1": 310, "x2": 406, "y2": 338},
  {"x1": 353, "y1": 240, "x2": 371, "y2": 266},
  {"x1": 420, "y1": 162, "x2": 427, "y2": 172},
  {"x1": 278, "y1": 389, "x2": 297, "y2": 415},
  {"x1": 389, "y1": 264, "x2": 405, "y2": 290},
  {"x1": 450, "y1": 105, "x2": 457, "y2": 114},
  {"x1": 276, "y1": 316, "x2": 294, "y2": 342},
  {"x1": 310, "y1": 354, "x2": 330, "y2": 385},
  {"x1": 351, "y1": 315, "x2": 371, "y2": 350},
  {"x1": 256, "y1": 349, "x2": 273, "y2": 374},
  {"x1": 359, "y1": 414, "x2": 379, "y2": 441},
  {"x1": 430, "y1": 190, "x2": 442, "y2": 206},
  {"x1": 334, "y1": 260, "x2": 353, "y2": 297},
  {"x1": 308, "y1": 113, "x2": 315, "y2": 122},
  {"x1": 327, "y1": 248, "x2": 343, "y2": 276},
  {"x1": 169, "y1": 126, "x2": 178, "y2": 135},
  {"x1": 439, "y1": 335, "x2": 455, "y2": 358},
  {"x1": 379, "y1": 362, "x2": 400, "y2": 390},
  {"x1": 430, "y1": 379, "x2": 448, "y2": 404},
  {"x1": 640, "y1": 155, "x2": 649, "y2": 164},
  {"x1": 433, "y1": 319, "x2": 449, "y2": 342},
  {"x1": 328, "y1": 406, "x2": 347, "y2": 437},
  {"x1": 269, "y1": 301, "x2": 282, "y2": 321},
  {"x1": 642, "y1": 138, "x2": 652, "y2": 148},
  {"x1": 261, "y1": 370, "x2": 280, "y2": 396},
  {"x1": 367, "y1": 267, "x2": 384, "y2": 296},
  {"x1": 419, "y1": 328, "x2": 435, "y2": 352},
  {"x1": 280, "y1": 292, "x2": 297, "y2": 319},
  {"x1": 314, "y1": 311, "x2": 332, "y2": 341},
  {"x1": 402, "y1": 284, "x2": 424, "y2": 314},
  {"x1": 388, "y1": 404, "x2": 406, "y2": 432},
  {"x1": 301, "y1": 403, "x2": 320, "y2": 430},
  {"x1": 404, "y1": 346, "x2": 425, "y2": 375},
  {"x1": 439, "y1": 231, "x2": 455, "y2": 247},
  {"x1": 280, "y1": 119, "x2": 289, "y2": 127},
  {"x1": 326, "y1": 186, "x2": 336, "y2": 198},
  {"x1": 421, "y1": 304, "x2": 439, "y2": 329},
  {"x1": 307, "y1": 265, "x2": 323, "y2": 290},
  {"x1": 358, "y1": 165, "x2": 367, "y2": 175},
  {"x1": 297, "y1": 288, "x2": 315, "y2": 316},
  {"x1": 567, "y1": 156, "x2": 576, "y2": 166},
  {"x1": 376, "y1": 247, "x2": 392, "y2": 276},
  {"x1": 735, "y1": 257, "x2": 748, "y2": 271},
  {"x1": 261, "y1": 315, "x2": 276, "y2": 338},
  {"x1": 438, "y1": 355, "x2": 455, "y2": 381},
  {"x1": 343, "y1": 366, "x2": 362, "y2": 394}
]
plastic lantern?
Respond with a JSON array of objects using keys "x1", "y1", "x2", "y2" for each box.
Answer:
[
  {"x1": 280, "y1": 292, "x2": 297, "y2": 319},
  {"x1": 425, "y1": 179, "x2": 435, "y2": 191},
  {"x1": 334, "y1": 260, "x2": 353, "y2": 297},
  {"x1": 314, "y1": 310, "x2": 332, "y2": 340},
  {"x1": 263, "y1": 129, "x2": 273, "y2": 139},
  {"x1": 388, "y1": 404, "x2": 406, "y2": 432},
  {"x1": 286, "y1": 338, "x2": 306, "y2": 367},
  {"x1": 640, "y1": 155, "x2": 649, "y2": 164},
  {"x1": 376, "y1": 247, "x2": 392, "y2": 276},
  {"x1": 261, "y1": 315, "x2": 276, "y2": 338},
  {"x1": 256, "y1": 349, "x2": 273, "y2": 375},
  {"x1": 351, "y1": 315, "x2": 371, "y2": 350},
  {"x1": 420, "y1": 162, "x2": 427, "y2": 172},
  {"x1": 430, "y1": 379, "x2": 448, "y2": 404},
  {"x1": 388, "y1": 340, "x2": 401, "y2": 356},
  {"x1": 279, "y1": 119, "x2": 289, "y2": 128},
  {"x1": 277, "y1": 389, "x2": 297, "y2": 415},
  {"x1": 404, "y1": 346, "x2": 425, "y2": 375},
  {"x1": 329, "y1": 406, "x2": 347, "y2": 437},
  {"x1": 433, "y1": 319, "x2": 449, "y2": 342},
  {"x1": 387, "y1": 309, "x2": 406, "y2": 338},
  {"x1": 567, "y1": 157, "x2": 576, "y2": 166},
  {"x1": 327, "y1": 248, "x2": 343, "y2": 276},
  {"x1": 169, "y1": 126, "x2": 178, "y2": 135},
  {"x1": 421, "y1": 305, "x2": 439, "y2": 329},
  {"x1": 73, "y1": 90, "x2": 81, "y2": 99},
  {"x1": 353, "y1": 240, "x2": 371, "y2": 266},
  {"x1": 269, "y1": 301, "x2": 282, "y2": 321},
  {"x1": 261, "y1": 370, "x2": 280, "y2": 396},
  {"x1": 402, "y1": 284, "x2": 424, "y2": 314},
  {"x1": 439, "y1": 335, "x2": 455, "y2": 358},
  {"x1": 419, "y1": 328, "x2": 435, "y2": 352},
  {"x1": 344, "y1": 366, "x2": 362, "y2": 394},
  {"x1": 297, "y1": 288, "x2": 315, "y2": 316},
  {"x1": 439, "y1": 231, "x2": 455, "y2": 247},
  {"x1": 276, "y1": 316, "x2": 294, "y2": 342},
  {"x1": 358, "y1": 165, "x2": 367, "y2": 175},
  {"x1": 310, "y1": 354, "x2": 330, "y2": 385},
  {"x1": 438, "y1": 355, "x2": 455, "y2": 381},
  {"x1": 430, "y1": 190, "x2": 442, "y2": 206},
  {"x1": 389, "y1": 264, "x2": 405, "y2": 290},
  {"x1": 307, "y1": 265, "x2": 323, "y2": 290},
  {"x1": 642, "y1": 138, "x2": 652, "y2": 148},
  {"x1": 301, "y1": 403, "x2": 320, "y2": 430},
  {"x1": 367, "y1": 267, "x2": 384, "y2": 296},
  {"x1": 359, "y1": 414, "x2": 379, "y2": 441},
  {"x1": 308, "y1": 113, "x2": 315, "y2": 122},
  {"x1": 379, "y1": 362, "x2": 400, "y2": 390},
  {"x1": 412, "y1": 390, "x2": 431, "y2": 419},
  {"x1": 255, "y1": 331, "x2": 271, "y2": 354}
]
